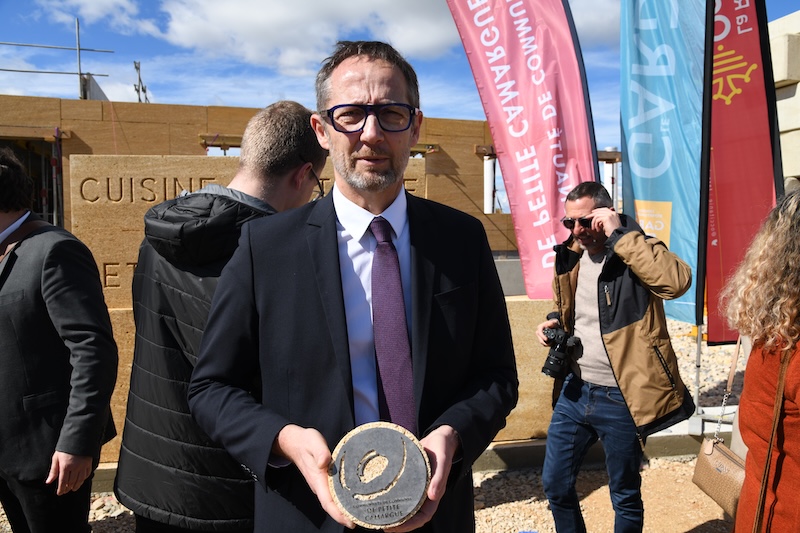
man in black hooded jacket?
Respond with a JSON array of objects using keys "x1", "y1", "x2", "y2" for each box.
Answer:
[{"x1": 114, "y1": 100, "x2": 327, "y2": 533}]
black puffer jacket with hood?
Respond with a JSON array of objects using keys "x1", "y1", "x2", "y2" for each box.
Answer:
[{"x1": 114, "y1": 187, "x2": 273, "y2": 531}]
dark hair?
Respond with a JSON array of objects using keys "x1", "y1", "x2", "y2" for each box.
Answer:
[
  {"x1": 0, "y1": 147, "x2": 34, "y2": 212},
  {"x1": 315, "y1": 41, "x2": 420, "y2": 112},
  {"x1": 565, "y1": 181, "x2": 612, "y2": 208},
  {"x1": 239, "y1": 100, "x2": 327, "y2": 181}
]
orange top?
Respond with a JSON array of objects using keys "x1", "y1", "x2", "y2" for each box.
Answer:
[{"x1": 734, "y1": 345, "x2": 800, "y2": 532}]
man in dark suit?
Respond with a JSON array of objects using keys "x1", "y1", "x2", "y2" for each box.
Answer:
[
  {"x1": 188, "y1": 41, "x2": 518, "y2": 533},
  {"x1": 0, "y1": 146, "x2": 118, "y2": 532}
]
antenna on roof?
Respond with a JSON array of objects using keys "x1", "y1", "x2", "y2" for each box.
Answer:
[{"x1": 134, "y1": 61, "x2": 149, "y2": 103}]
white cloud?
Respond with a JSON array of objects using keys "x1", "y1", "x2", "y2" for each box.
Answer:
[
  {"x1": 8, "y1": 0, "x2": 625, "y2": 148},
  {"x1": 23, "y1": 0, "x2": 621, "y2": 84},
  {"x1": 568, "y1": 0, "x2": 621, "y2": 49},
  {"x1": 151, "y1": 0, "x2": 463, "y2": 75},
  {"x1": 359, "y1": 0, "x2": 461, "y2": 58},
  {"x1": 32, "y1": 0, "x2": 152, "y2": 34}
]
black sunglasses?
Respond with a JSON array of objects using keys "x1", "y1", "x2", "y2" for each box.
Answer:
[{"x1": 561, "y1": 217, "x2": 592, "y2": 230}]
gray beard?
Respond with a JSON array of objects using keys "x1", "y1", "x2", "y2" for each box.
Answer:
[
  {"x1": 332, "y1": 153, "x2": 404, "y2": 193},
  {"x1": 340, "y1": 167, "x2": 399, "y2": 192}
]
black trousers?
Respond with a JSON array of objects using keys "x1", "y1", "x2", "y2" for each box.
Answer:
[
  {"x1": 135, "y1": 515, "x2": 252, "y2": 533},
  {"x1": 0, "y1": 470, "x2": 92, "y2": 533}
]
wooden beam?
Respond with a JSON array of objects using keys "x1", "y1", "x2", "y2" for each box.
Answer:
[{"x1": 198, "y1": 133, "x2": 243, "y2": 149}]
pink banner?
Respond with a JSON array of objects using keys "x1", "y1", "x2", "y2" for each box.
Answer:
[
  {"x1": 705, "y1": 0, "x2": 778, "y2": 343},
  {"x1": 447, "y1": 0, "x2": 598, "y2": 298}
]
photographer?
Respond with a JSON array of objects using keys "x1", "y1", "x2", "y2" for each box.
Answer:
[{"x1": 535, "y1": 182, "x2": 694, "y2": 533}]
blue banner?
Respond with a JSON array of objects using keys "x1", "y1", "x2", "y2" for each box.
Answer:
[{"x1": 620, "y1": 0, "x2": 705, "y2": 323}]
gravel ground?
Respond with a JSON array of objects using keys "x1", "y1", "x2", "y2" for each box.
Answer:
[
  {"x1": 474, "y1": 456, "x2": 732, "y2": 533},
  {"x1": 0, "y1": 321, "x2": 740, "y2": 532},
  {"x1": 668, "y1": 320, "x2": 745, "y2": 409}
]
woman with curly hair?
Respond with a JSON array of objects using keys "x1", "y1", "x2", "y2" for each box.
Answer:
[{"x1": 722, "y1": 189, "x2": 800, "y2": 531}]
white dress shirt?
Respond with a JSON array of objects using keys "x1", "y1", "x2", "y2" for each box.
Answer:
[{"x1": 332, "y1": 185, "x2": 412, "y2": 426}]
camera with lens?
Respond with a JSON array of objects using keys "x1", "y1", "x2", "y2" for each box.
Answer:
[{"x1": 541, "y1": 325, "x2": 579, "y2": 379}]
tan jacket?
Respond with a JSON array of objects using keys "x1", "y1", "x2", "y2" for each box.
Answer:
[{"x1": 551, "y1": 214, "x2": 694, "y2": 440}]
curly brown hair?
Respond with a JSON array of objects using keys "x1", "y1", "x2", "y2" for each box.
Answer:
[
  {"x1": 0, "y1": 147, "x2": 34, "y2": 212},
  {"x1": 721, "y1": 190, "x2": 800, "y2": 355}
]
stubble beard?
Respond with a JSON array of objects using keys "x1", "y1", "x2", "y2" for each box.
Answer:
[
  {"x1": 577, "y1": 235, "x2": 604, "y2": 256},
  {"x1": 332, "y1": 149, "x2": 408, "y2": 193}
]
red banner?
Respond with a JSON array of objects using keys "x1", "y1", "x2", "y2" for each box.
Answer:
[
  {"x1": 705, "y1": 0, "x2": 779, "y2": 343},
  {"x1": 446, "y1": 0, "x2": 597, "y2": 299}
]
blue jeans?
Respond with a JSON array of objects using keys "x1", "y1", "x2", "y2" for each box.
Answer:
[{"x1": 542, "y1": 375, "x2": 644, "y2": 533}]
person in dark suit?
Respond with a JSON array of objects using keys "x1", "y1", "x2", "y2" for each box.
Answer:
[
  {"x1": 0, "y1": 146, "x2": 118, "y2": 532},
  {"x1": 188, "y1": 40, "x2": 518, "y2": 533},
  {"x1": 114, "y1": 100, "x2": 327, "y2": 533}
]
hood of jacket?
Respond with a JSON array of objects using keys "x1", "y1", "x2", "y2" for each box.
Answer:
[{"x1": 144, "y1": 191, "x2": 272, "y2": 267}]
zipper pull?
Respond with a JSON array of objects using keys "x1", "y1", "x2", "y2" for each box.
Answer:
[{"x1": 604, "y1": 285, "x2": 611, "y2": 306}]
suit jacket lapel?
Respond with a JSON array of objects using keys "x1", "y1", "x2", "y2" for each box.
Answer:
[
  {"x1": 305, "y1": 196, "x2": 355, "y2": 413},
  {"x1": 0, "y1": 214, "x2": 48, "y2": 289},
  {"x1": 0, "y1": 248, "x2": 14, "y2": 289},
  {"x1": 407, "y1": 194, "x2": 435, "y2": 409}
]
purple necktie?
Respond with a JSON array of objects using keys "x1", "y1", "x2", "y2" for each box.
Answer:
[{"x1": 370, "y1": 216, "x2": 417, "y2": 435}]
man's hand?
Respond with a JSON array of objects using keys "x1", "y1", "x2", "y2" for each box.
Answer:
[
  {"x1": 536, "y1": 318, "x2": 560, "y2": 346},
  {"x1": 45, "y1": 452, "x2": 93, "y2": 496},
  {"x1": 385, "y1": 425, "x2": 460, "y2": 532},
  {"x1": 587, "y1": 207, "x2": 621, "y2": 237},
  {"x1": 272, "y1": 425, "x2": 355, "y2": 529}
]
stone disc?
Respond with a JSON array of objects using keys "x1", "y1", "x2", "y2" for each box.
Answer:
[{"x1": 328, "y1": 422, "x2": 431, "y2": 529}]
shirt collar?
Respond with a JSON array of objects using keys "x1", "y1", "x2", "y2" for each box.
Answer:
[
  {"x1": 332, "y1": 185, "x2": 408, "y2": 243},
  {"x1": 0, "y1": 210, "x2": 30, "y2": 244}
]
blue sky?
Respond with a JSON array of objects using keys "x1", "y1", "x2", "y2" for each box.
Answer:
[{"x1": 1, "y1": 0, "x2": 797, "y2": 150}]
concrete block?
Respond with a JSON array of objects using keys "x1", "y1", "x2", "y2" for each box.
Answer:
[
  {"x1": 495, "y1": 258, "x2": 525, "y2": 296},
  {"x1": 0, "y1": 95, "x2": 60, "y2": 127},
  {"x1": 424, "y1": 117, "x2": 485, "y2": 139},
  {"x1": 779, "y1": 130, "x2": 800, "y2": 178},
  {"x1": 61, "y1": 98, "x2": 103, "y2": 121},
  {"x1": 103, "y1": 101, "x2": 206, "y2": 125},
  {"x1": 63, "y1": 119, "x2": 170, "y2": 155},
  {"x1": 771, "y1": 34, "x2": 800, "y2": 89},
  {"x1": 402, "y1": 159, "x2": 426, "y2": 197},
  {"x1": 170, "y1": 123, "x2": 209, "y2": 155},
  {"x1": 768, "y1": 11, "x2": 800, "y2": 41},
  {"x1": 69, "y1": 155, "x2": 237, "y2": 309},
  {"x1": 207, "y1": 106, "x2": 259, "y2": 135},
  {"x1": 777, "y1": 84, "x2": 800, "y2": 133},
  {"x1": 495, "y1": 297, "x2": 556, "y2": 442}
]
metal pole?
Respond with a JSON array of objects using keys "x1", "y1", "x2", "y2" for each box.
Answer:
[
  {"x1": 76, "y1": 18, "x2": 83, "y2": 99},
  {"x1": 51, "y1": 142, "x2": 60, "y2": 226},
  {"x1": 483, "y1": 156, "x2": 495, "y2": 214},
  {"x1": 694, "y1": 326, "x2": 702, "y2": 415}
]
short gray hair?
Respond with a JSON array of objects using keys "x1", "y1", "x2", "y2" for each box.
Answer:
[{"x1": 315, "y1": 41, "x2": 419, "y2": 112}]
